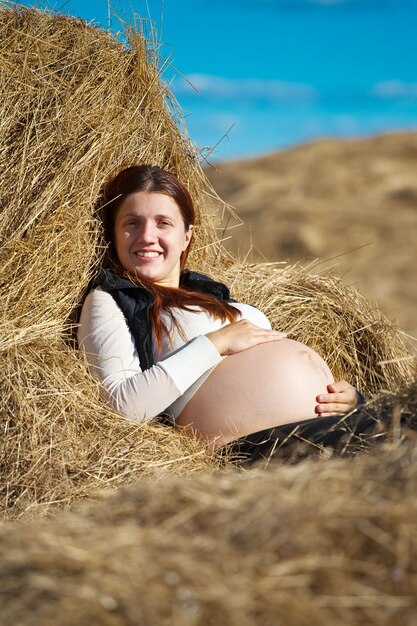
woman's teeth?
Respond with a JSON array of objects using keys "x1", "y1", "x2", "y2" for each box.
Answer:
[{"x1": 135, "y1": 251, "x2": 160, "y2": 258}]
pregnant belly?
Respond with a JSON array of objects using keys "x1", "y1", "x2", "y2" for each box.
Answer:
[{"x1": 176, "y1": 338, "x2": 334, "y2": 447}]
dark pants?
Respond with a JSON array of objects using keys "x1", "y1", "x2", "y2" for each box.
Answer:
[{"x1": 220, "y1": 409, "x2": 390, "y2": 465}]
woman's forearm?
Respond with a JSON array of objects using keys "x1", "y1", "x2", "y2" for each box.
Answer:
[
  {"x1": 105, "y1": 335, "x2": 222, "y2": 420},
  {"x1": 78, "y1": 289, "x2": 221, "y2": 421}
]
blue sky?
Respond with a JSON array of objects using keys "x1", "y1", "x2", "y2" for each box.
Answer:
[{"x1": 18, "y1": 0, "x2": 417, "y2": 160}]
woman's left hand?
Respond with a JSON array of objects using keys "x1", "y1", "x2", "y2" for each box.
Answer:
[{"x1": 315, "y1": 380, "x2": 362, "y2": 416}]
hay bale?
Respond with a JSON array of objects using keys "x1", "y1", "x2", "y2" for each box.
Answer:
[
  {"x1": 0, "y1": 2, "x2": 415, "y2": 522},
  {"x1": 218, "y1": 263, "x2": 416, "y2": 397},
  {"x1": 0, "y1": 1, "x2": 220, "y2": 333},
  {"x1": 0, "y1": 3, "x2": 222, "y2": 520},
  {"x1": 1, "y1": 388, "x2": 417, "y2": 625}
]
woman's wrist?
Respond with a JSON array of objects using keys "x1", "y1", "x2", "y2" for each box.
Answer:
[
  {"x1": 205, "y1": 330, "x2": 224, "y2": 355},
  {"x1": 356, "y1": 390, "x2": 366, "y2": 406}
]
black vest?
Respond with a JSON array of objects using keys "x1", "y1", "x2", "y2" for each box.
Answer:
[{"x1": 92, "y1": 268, "x2": 235, "y2": 372}]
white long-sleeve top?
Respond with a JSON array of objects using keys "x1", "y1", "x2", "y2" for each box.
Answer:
[{"x1": 78, "y1": 287, "x2": 271, "y2": 422}]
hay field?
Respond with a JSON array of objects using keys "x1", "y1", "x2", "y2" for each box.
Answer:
[
  {"x1": 0, "y1": 3, "x2": 417, "y2": 623},
  {"x1": 206, "y1": 133, "x2": 417, "y2": 342}
]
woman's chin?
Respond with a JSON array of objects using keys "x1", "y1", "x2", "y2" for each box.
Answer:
[{"x1": 126, "y1": 263, "x2": 160, "y2": 282}]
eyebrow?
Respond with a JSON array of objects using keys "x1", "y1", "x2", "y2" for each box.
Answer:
[{"x1": 120, "y1": 213, "x2": 176, "y2": 221}]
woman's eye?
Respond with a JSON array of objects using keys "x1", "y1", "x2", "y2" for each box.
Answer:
[{"x1": 159, "y1": 220, "x2": 172, "y2": 227}]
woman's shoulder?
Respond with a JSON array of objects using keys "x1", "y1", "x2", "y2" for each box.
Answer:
[
  {"x1": 82, "y1": 285, "x2": 116, "y2": 308},
  {"x1": 78, "y1": 285, "x2": 136, "y2": 354},
  {"x1": 79, "y1": 286, "x2": 126, "y2": 327}
]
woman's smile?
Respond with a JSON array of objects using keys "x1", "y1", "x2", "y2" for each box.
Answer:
[
  {"x1": 114, "y1": 191, "x2": 193, "y2": 288},
  {"x1": 133, "y1": 249, "x2": 164, "y2": 262},
  {"x1": 134, "y1": 250, "x2": 161, "y2": 259}
]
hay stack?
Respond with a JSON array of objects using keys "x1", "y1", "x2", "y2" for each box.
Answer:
[
  {"x1": 218, "y1": 263, "x2": 415, "y2": 397},
  {"x1": 0, "y1": 2, "x2": 223, "y2": 520},
  {"x1": 1, "y1": 391, "x2": 417, "y2": 626},
  {"x1": 0, "y1": 2, "x2": 415, "y2": 521}
]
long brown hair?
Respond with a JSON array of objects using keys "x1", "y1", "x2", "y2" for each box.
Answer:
[{"x1": 98, "y1": 165, "x2": 239, "y2": 348}]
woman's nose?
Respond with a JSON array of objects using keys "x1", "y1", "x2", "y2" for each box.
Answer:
[{"x1": 138, "y1": 221, "x2": 157, "y2": 243}]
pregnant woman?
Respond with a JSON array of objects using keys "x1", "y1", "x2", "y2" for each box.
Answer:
[{"x1": 78, "y1": 165, "x2": 362, "y2": 450}]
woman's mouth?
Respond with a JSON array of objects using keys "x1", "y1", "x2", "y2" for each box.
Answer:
[{"x1": 134, "y1": 251, "x2": 161, "y2": 259}]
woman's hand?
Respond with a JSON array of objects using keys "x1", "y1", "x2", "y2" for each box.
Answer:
[
  {"x1": 206, "y1": 319, "x2": 287, "y2": 356},
  {"x1": 315, "y1": 380, "x2": 363, "y2": 416}
]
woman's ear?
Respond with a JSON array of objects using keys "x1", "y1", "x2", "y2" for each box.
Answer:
[{"x1": 183, "y1": 224, "x2": 194, "y2": 250}]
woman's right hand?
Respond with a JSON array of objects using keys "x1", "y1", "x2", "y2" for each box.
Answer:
[{"x1": 206, "y1": 319, "x2": 287, "y2": 356}]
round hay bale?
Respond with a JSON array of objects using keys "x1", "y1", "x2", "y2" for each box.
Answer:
[{"x1": 0, "y1": 2, "x2": 415, "y2": 523}]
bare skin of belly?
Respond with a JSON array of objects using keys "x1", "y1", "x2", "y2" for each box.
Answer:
[{"x1": 176, "y1": 338, "x2": 334, "y2": 448}]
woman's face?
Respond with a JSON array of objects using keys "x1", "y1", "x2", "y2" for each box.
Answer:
[{"x1": 114, "y1": 191, "x2": 193, "y2": 288}]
